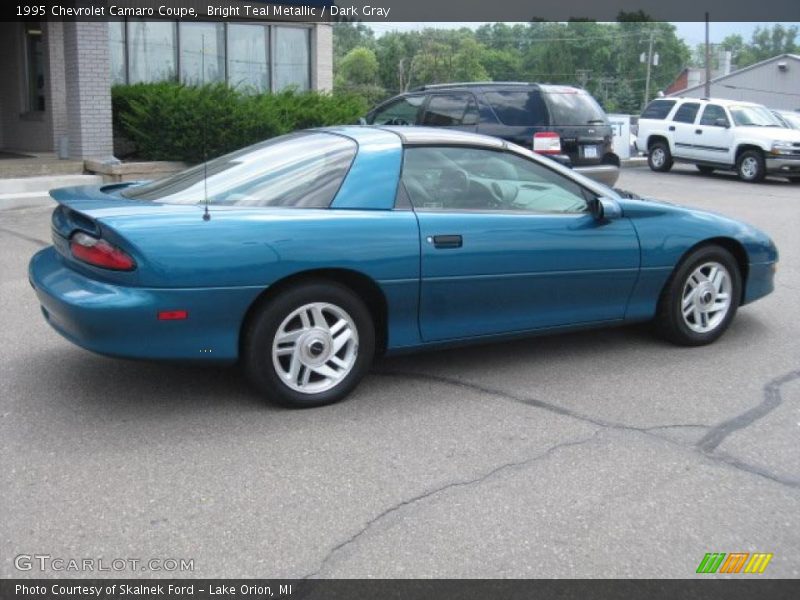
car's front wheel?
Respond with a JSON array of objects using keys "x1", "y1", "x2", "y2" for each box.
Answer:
[
  {"x1": 243, "y1": 282, "x2": 375, "y2": 408},
  {"x1": 648, "y1": 141, "x2": 673, "y2": 172},
  {"x1": 654, "y1": 246, "x2": 741, "y2": 346},
  {"x1": 736, "y1": 149, "x2": 766, "y2": 182}
]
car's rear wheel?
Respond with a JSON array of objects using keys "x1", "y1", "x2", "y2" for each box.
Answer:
[
  {"x1": 736, "y1": 150, "x2": 766, "y2": 183},
  {"x1": 243, "y1": 282, "x2": 375, "y2": 408},
  {"x1": 696, "y1": 165, "x2": 715, "y2": 175},
  {"x1": 654, "y1": 245, "x2": 741, "y2": 346},
  {"x1": 648, "y1": 141, "x2": 673, "y2": 172}
]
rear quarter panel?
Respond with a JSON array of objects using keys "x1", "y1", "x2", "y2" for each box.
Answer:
[{"x1": 99, "y1": 208, "x2": 423, "y2": 350}]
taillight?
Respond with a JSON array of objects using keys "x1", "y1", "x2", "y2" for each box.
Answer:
[
  {"x1": 70, "y1": 231, "x2": 136, "y2": 271},
  {"x1": 533, "y1": 132, "x2": 562, "y2": 155}
]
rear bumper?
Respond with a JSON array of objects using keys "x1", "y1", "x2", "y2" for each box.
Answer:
[
  {"x1": 29, "y1": 247, "x2": 261, "y2": 363},
  {"x1": 574, "y1": 164, "x2": 620, "y2": 187},
  {"x1": 765, "y1": 156, "x2": 800, "y2": 176}
]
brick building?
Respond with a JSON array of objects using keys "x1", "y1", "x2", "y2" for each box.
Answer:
[{"x1": 0, "y1": 18, "x2": 333, "y2": 160}]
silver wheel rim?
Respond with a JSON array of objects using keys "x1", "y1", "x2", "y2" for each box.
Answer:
[
  {"x1": 272, "y1": 302, "x2": 359, "y2": 394},
  {"x1": 681, "y1": 262, "x2": 733, "y2": 334},
  {"x1": 740, "y1": 156, "x2": 758, "y2": 179},
  {"x1": 651, "y1": 148, "x2": 665, "y2": 168}
]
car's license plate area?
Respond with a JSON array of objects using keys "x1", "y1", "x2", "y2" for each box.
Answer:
[{"x1": 582, "y1": 145, "x2": 599, "y2": 159}]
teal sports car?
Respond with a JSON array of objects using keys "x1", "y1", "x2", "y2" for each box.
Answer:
[{"x1": 29, "y1": 127, "x2": 778, "y2": 407}]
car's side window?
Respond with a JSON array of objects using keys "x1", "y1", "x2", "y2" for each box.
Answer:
[
  {"x1": 422, "y1": 94, "x2": 479, "y2": 127},
  {"x1": 369, "y1": 95, "x2": 424, "y2": 125},
  {"x1": 641, "y1": 99, "x2": 676, "y2": 119},
  {"x1": 672, "y1": 102, "x2": 701, "y2": 124},
  {"x1": 699, "y1": 104, "x2": 729, "y2": 127},
  {"x1": 401, "y1": 146, "x2": 590, "y2": 213}
]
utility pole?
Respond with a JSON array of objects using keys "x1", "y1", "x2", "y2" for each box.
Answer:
[
  {"x1": 643, "y1": 29, "x2": 655, "y2": 107},
  {"x1": 575, "y1": 69, "x2": 591, "y2": 89},
  {"x1": 704, "y1": 13, "x2": 711, "y2": 97}
]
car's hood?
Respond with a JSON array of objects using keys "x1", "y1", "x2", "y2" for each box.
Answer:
[{"x1": 735, "y1": 126, "x2": 800, "y2": 142}]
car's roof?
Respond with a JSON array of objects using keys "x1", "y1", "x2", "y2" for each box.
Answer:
[
  {"x1": 322, "y1": 125, "x2": 506, "y2": 149},
  {"x1": 670, "y1": 97, "x2": 766, "y2": 108},
  {"x1": 409, "y1": 82, "x2": 584, "y2": 94}
]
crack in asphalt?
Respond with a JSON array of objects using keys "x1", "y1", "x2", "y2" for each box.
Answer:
[
  {"x1": 696, "y1": 369, "x2": 800, "y2": 452},
  {"x1": 303, "y1": 429, "x2": 603, "y2": 579},
  {"x1": 372, "y1": 369, "x2": 800, "y2": 491},
  {"x1": 373, "y1": 369, "x2": 711, "y2": 435},
  {"x1": 0, "y1": 226, "x2": 48, "y2": 248}
]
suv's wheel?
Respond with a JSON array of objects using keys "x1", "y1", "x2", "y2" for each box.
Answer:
[
  {"x1": 696, "y1": 165, "x2": 715, "y2": 175},
  {"x1": 648, "y1": 141, "x2": 673, "y2": 172},
  {"x1": 736, "y1": 149, "x2": 766, "y2": 182},
  {"x1": 654, "y1": 245, "x2": 741, "y2": 346},
  {"x1": 243, "y1": 282, "x2": 375, "y2": 408}
]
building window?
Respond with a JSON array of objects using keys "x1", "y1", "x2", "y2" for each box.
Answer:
[
  {"x1": 227, "y1": 24, "x2": 269, "y2": 92},
  {"x1": 274, "y1": 26, "x2": 310, "y2": 91},
  {"x1": 109, "y1": 21, "x2": 126, "y2": 85},
  {"x1": 25, "y1": 25, "x2": 45, "y2": 111},
  {"x1": 180, "y1": 22, "x2": 225, "y2": 85},
  {"x1": 127, "y1": 20, "x2": 177, "y2": 84},
  {"x1": 109, "y1": 21, "x2": 312, "y2": 92}
]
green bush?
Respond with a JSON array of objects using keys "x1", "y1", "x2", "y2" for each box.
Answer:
[{"x1": 112, "y1": 83, "x2": 368, "y2": 163}]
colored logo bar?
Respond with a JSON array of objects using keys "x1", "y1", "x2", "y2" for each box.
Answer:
[{"x1": 696, "y1": 552, "x2": 773, "y2": 574}]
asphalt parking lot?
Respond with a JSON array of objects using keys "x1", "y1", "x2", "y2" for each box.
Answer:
[{"x1": 1, "y1": 163, "x2": 798, "y2": 579}]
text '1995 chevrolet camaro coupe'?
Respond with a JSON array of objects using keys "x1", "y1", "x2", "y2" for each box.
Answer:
[{"x1": 29, "y1": 127, "x2": 778, "y2": 407}]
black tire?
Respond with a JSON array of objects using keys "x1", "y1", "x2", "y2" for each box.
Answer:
[
  {"x1": 788, "y1": 176, "x2": 800, "y2": 184},
  {"x1": 242, "y1": 281, "x2": 375, "y2": 408},
  {"x1": 647, "y1": 141, "x2": 673, "y2": 172},
  {"x1": 736, "y1": 149, "x2": 766, "y2": 183},
  {"x1": 696, "y1": 165, "x2": 715, "y2": 175},
  {"x1": 654, "y1": 245, "x2": 742, "y2": 346}
]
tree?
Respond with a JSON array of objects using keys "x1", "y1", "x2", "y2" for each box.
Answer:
[
  {"x1": 333, "y1": 23, "x2": 375, "y2": 71},
  {"x1": 337, "y1": 47, "x2": 379, "y2": 86},
  {"x1": 745, "y1": 24, "x2": 798, "y2": 65}
]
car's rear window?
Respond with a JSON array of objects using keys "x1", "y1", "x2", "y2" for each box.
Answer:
[
  {"x1": 121, "y1": 132, "x2": 356, "y2": 208},
  {"x1": 483, "y1": 90, "x2": 548, "y2": 126},
  {"x1": 543, "y1": 89, "x2": 608, "y2": 126},
  {"x1": 641, "y1": 99, "x2": 676, "y2": 120}
]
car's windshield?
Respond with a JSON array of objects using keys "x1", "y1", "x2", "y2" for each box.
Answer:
[
  {"x1": 729, "y1": 105, "x2": 784, "y2": 128},
  {"x1": 121, "y1": 132, "x2": 357, "y2": 208},
  {"x1": 779, "y1": 111, "x2": 800, "y2": 129}
]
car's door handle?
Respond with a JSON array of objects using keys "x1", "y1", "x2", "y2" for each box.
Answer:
[
  {"x1": 668, "y1": 126, "x2": 675, "y2": 131},
  {"x1": 695, "y1": 129, "x2": 703, "y2": 134},
  {"x1": 430, "y1": 234, "x2": 463, "y2": 249}
]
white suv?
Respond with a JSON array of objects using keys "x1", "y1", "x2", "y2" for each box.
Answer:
[{"x1": 637, "y1": 97, "x2": 800, "y2": 183}]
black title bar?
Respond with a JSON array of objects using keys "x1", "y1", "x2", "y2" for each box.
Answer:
[
  {"x1": 3, "y1": 579, "x2": 800, "y2": 600},
  {"x1": 4, "y1": 0, "x2": 800, "y2": 22}
]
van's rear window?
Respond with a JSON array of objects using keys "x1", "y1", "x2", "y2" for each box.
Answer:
[
  {"x1": 543, "y1": 91, "x2": 607, "y2": 126},
  {"x1": 484, "y1": 91, "x2": 548, "y2": 126}
]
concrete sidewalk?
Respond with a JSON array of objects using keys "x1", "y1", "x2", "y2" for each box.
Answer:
[{"x1": 0, "y1": 174, "x2": 103, "y2": 210}]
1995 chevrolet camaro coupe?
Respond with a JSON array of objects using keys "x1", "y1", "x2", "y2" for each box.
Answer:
[{"x1": 29, "y1": 127, "x2": 778, "y2": 407}]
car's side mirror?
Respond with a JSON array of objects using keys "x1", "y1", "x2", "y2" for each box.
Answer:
[
  {"x1": 714, "y1": 118, "x2": 730, "y2": 128},
  {"x1": 590, "y1": 196, "x2": 622, "y2": 221},
  {"x1": 357, "y1": 117, "x2": 368, "y2": 126}
]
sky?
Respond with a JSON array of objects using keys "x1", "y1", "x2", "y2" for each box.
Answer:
[{"x1": 367, "y1": 22, "x2": 800, "y2": 47}]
